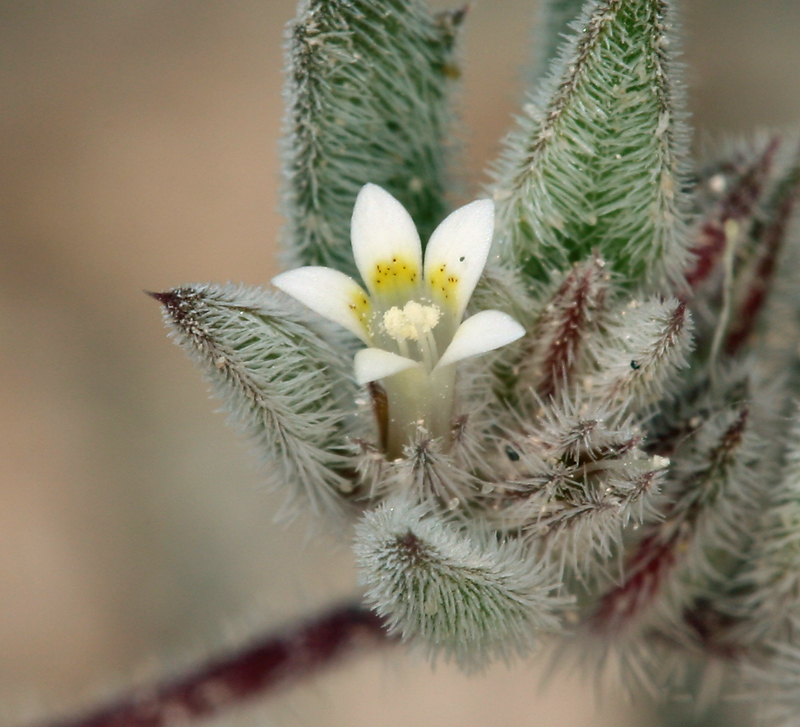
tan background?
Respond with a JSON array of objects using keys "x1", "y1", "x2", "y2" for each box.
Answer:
[{"x1": 1, "y1": 1, "x2": 799, "y2": 725}]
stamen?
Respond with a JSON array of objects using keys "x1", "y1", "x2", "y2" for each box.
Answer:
[
  {"x1": 423, "y1": 329, "x2": 440, "y2": 367},
  {"x1": 382, "y1": 301, "x2": 442, "y2": 370},
  {"x1": 396, "y1": 336, "x2": 410, "y2": 359},
  {"x1": 404, "y1": 300, "x2": 440, "y2": 334},
  {"x1": 383, "y1": 306, "x2": 418, "y2": 341},
  {"x1": 382, "y1": 302, "x2": 441, "y2": 342}
]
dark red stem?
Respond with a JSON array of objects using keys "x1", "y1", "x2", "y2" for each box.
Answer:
[
  {"x1": 592, "y1": 408, "x2": 749, "y2": 634},
  {"x1": 590, "y1": 531, "x2": 678, "y2": 633},
  {"x1": 536, "y1": 257, "x2": 605, "y2": 399},
  {"x1": 33, "y1": 603, "x2": 393, "y2": 727},
  {"x1": 725, "y1": 167, "x2": 800, "y2": 354},
  {"x1": 686, "y1": 137, "x2": 779, "y2": 289}
]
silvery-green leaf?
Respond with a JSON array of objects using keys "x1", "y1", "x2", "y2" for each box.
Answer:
[
  {"x1": 355, "y1": 497, "x2": 567, "y2": 668},
  {"x1": 152, "y1": 283, "x2": 358, "y2": 518},
  {"x1": 688, "y1": 136, "x2": 800, "y2": 364},
  {"x1": 592, "y1": 370, "x2": 772, "y2": 638},
  {"x1": 492, "y1": 0, "x2": 690, "y2": 293},
  {"x1": 517, "y1": 255, "x2": 610, "y2": 400},
  {"x1": 282, "y1": 0, "x2": 463, "y2": 278},
  {"x1": 688, "y1": 134, "x2": 782, "y2": 292},
  {"x1": 737, "y1": 405, "x2": 800, "y2": 644},
  {"x1": 589, "y1": 297, "x2": 693, "y2": 411},
  {"x1": 724, "y1": 145, "x2": 800, "y2": 356}
]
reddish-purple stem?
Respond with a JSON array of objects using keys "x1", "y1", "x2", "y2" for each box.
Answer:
[
  {"x1": 686, "y1": 137, "x2": 779, "y2": 289},
  {"x1": 725, "y1": 173, "x2": 800, "y2": 354},
  {"x1": 590, "y1": 531, "x2": 678, "y2": 633},
  {"x1": 680, "y1": 598, "x2": 744, "y2": 660},
  {"x1": 591, "y1": 409, "x2": 749, "y2": 634},
  {"x1": 536, "y1": 260, "x2": 605, "y2": 399},
  {"x1": 686, "y1": 225, "x2": 726, "y2": 290},
  {"x1": 33, "y1": 603, "x2": 392, "y2": 727}
]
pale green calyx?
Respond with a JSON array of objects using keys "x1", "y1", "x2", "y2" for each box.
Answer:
[{"x1": 273, "y1": 183, "x2": 525, "y2": 457}]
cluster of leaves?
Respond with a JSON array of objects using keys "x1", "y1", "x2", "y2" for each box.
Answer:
[{"x1": 154, "y1": 0, "x2": 800, "y2": 722}]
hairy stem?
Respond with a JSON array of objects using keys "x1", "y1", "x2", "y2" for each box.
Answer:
[{"x1": 32, "y1": 603, "x2": 392, "y2": 727}]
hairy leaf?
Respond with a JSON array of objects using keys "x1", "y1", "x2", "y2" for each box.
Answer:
[
  {"x1": 688, "y1": 136, "x2": 800, "y2": 363},
  {"x1": 355, "y1": 497, "x2": 567, "y2": 667},
  {"x1": 518, "y1": 255, "x2": 610, "y2": 399},
  {"x1": 687, "y1": 135, "x2": 781, "y2": 291},
  {"x1": 738, "y1": 408, "x2": 800, "y2": 643},
  {"x1": 492, "y1": 0, "x2": 690, "y2": 292},
  {"x1": 589, "y1": 297, "x2": 693, "y2": 411},
  {"x1": 592, "y1": 373, "x2": 768, "y2": 639},
  {"x1": 491, "y1": 396, "x2": 663, "y2": 581},
  {"x1": 153, "y1": 284, "x2": 358, "y2": 517},
  {"x1": 282, "y1": 0, "x2": 463, "y2": 277},
  {"x1": 725, "y1": 145, "x2": 800, "y2": 355}
]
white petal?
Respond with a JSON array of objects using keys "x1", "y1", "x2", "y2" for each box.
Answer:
[
  {"x1": 434, "y1": 310, "x2": 525, "y2": 370},
  {"x1": 351, "y1": 184, "x2": 423, "y2": 299},
  {"x1": 272, "y1": 267, "x2": 371, "y2": 343},
  {"x1": 354, "y1": 348, "x2": 419, "y2": 385},
  {"x1": 423, "y1": 198, "x2": 494, "y2": 320}
]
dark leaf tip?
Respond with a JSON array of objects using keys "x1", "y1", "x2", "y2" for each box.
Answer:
[
  {"x1": 146, "y1": 290, "x2": 179, "y2": 306},
  {"x1": 145, "y1": 288, "x2": 201, "y2": 331}
]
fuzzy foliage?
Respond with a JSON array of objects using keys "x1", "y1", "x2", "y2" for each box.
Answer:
[
  {"x1": 153, "y1": 284, "x2": 359, "y2": 517},
  {"x1": 689, "y1": 135, "x2": 800, "y2": 366},
  {"x1": 354, "y1": 498, "x2": 565, "y2": 667},
  {"x1": 589, "y1": 297, "x2": 692, "y2": 410},
  {"x1": 517, "y1": 254, "x2": 611, "y2": 399},
  {"x1": 153, "y1": 0, "x2": 800, "y2": 722},
  {"x1": 738, "y1": 409, "x2": 800, "y2": 642},
  {"x1": 492, "y1": 0, "x2": 690, "y2": 291},
  {"x1": 281, "y1": 0, "x2": 463, "y2": 278}
]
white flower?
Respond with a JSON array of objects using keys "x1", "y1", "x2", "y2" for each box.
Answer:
[{"x1": 273, "y1": 184, "x2": 524, "y2": 456}]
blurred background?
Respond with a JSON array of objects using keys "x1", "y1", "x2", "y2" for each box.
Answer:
[{"x1": 1, "y1": 1, "x2": 800, "y2": 725}]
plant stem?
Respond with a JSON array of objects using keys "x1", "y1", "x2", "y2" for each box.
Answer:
[{"x1": 33, "y1": 602, "x2": 393, "y2": 727}]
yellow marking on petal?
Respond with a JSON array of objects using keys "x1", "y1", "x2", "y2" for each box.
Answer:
[
  {"x1": 348, "y1": 288, "x2": 372, "y2": 332},
  {"x1": 368, "y1": 255, "x2": 420, "y2": 298},
  {"x1": 426, "y1": 262, "x2": 461, "y2": 311}
]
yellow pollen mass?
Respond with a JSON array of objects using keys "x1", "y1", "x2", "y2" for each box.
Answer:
[{"x1": 382, "y1": 301, "x2": 441, "y2": 341}]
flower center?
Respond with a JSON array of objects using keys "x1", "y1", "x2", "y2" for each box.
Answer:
[
  {"x1": 381, "y1": 300, "x2": 442, "y2": 370},
  {"x1": 382, "y1": 301, "x2": 440, "y2": 341}
]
